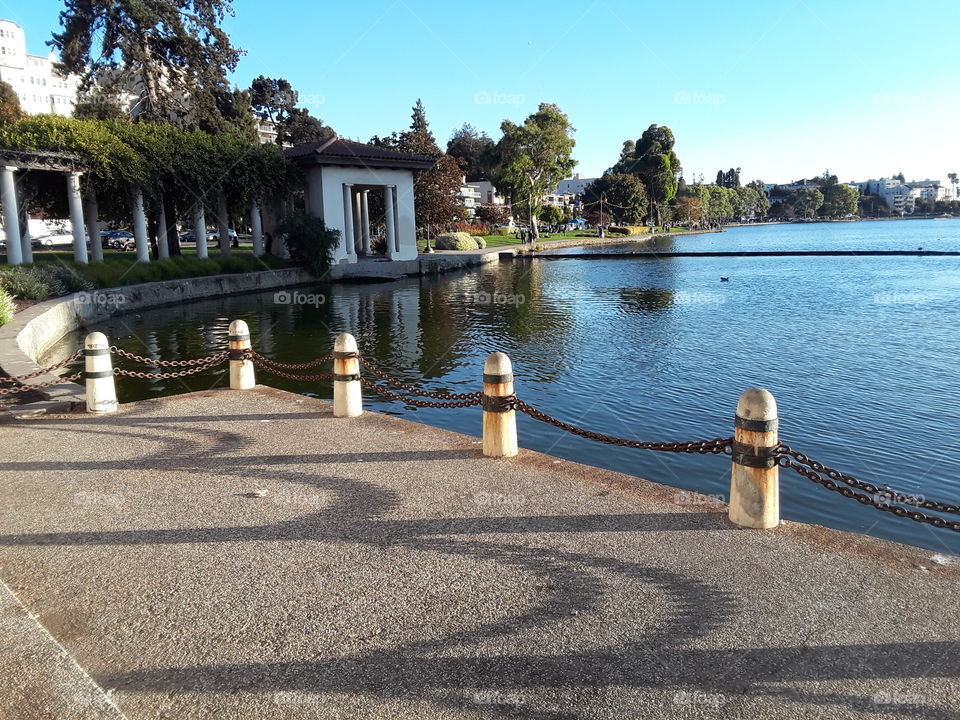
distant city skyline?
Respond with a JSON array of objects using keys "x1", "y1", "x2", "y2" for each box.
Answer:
[{"x1": 7, "y1": 0, "x2": 959, "y2": 185}]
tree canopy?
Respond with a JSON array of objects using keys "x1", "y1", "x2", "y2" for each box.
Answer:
[
  {"x1": 612, "y1": 124, "x2": 681, "y2": 224},
  {"x1": 446, "y1": 124, "x2": 496, "y2": 182},
  {"x1": 0, "y1": 81, "x2": 24, "y2": 124},
  {"x1": 582, "y1": 173, "x2": 648, "y2": 224},
  {"x1": 249, "y1": 75, "x2": 334, "y2": 146}
]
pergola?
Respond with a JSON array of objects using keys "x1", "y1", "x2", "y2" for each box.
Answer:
[
  {"x1": 0, "y1": 147, "x2": 268, "y2": 266},
  {"x1": 285, "y1": 137, "x2": 435, "y2": 264}
]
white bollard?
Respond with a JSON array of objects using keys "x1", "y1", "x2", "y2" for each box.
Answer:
[
  {"x1": 729, "y1": 388, "x2": 780, "y2": 529},
  {"x1": 482, "y1": 352, "x2": 518, "y2": 457},
  {"x1": 333, "y1": 333, "x2": 362, "y2": 417},
  {"x1": 84, "y1": 332, "x2": 117, "y2": 414},
  {"x1": 228, "y1": 319, "x2": 256, "y2": 390}
]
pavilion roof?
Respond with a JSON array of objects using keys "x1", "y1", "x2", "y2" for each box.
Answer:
[
  {"x1": 284, "y1": 136, "x2": 437, "y2": 170},
  {"x1": 0, "y1": 147, "x2": 84, "y2": 172}
]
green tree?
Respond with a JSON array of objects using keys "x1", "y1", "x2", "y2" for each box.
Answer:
[
  {"x1": 582, "y1": 173, "x2": 648, "y2": 224},
  {"x1": 0, "y1": 81, "x2": 24, "y2": 123},
  {"x1": 51, "y1": 0, "x2": 243, "y2": 127},
  {"x1": 446, "y1": 123, "x2": 496, "y2": 181},
  {"x1": 948, "y1": 172, "x2": 957, "y2": 200},
  {"x1": 538, "y1": 204, "x2": 563, "y2": 225},
  {"x1": 250, "y1": 76, "x2": 334, "y2": 146},
  {"x1": 747, "y1": 179, "x2": 770, "y2": 218},
  {"x1": 612, "y1": 124, "x2": 681, "y2": 225},
  {"x1": 820, "y1": 183, "x2": 858, "y2": 217},
  {"x1": 791, "y1": 187, "x2": 824, "y2": 218},
  {"x1": 493, "y1": 103, "x2": 576, "y2": 239}
]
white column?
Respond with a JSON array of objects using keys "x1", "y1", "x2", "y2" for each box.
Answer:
[
  {"x1": 156, "y1": 195, "x2": 169, "y2": 260},
  {"x1": 360, "y1": 190, "x2": 371, "y2": 255},
  {"x1": 2, "y1": 167, "x2": 23, "y2": 266},
  {"x1": 132, "y1": 188, "x2": 149, "y2": 262},
  {"x1": 384, "y1": 184, "x2": 397, "y2": 260},
  {"x1": 85, "y1": 193, "x2": 101, "y2": 263},
  {"x1": 216, "y1": 193, "x2": 230, "y2": 256},
  {"x1": 193, "y1": 202, "x2": 208, "y2": 259},
  {"x1": 251, "y1": 199, "x2": 264, "y2": 257},
  {"x1": 353, "y1": 190, "x2": 363, "y2": 255},
  {"x1": 66, "y1": 172, "x2": 88, "y2": 264},
  {"x1": 341, "y1": 183, "x2": 355, "y2": 263},
  {"x1": 17, "y1": 182, "x2": 32, "y2": 264}
]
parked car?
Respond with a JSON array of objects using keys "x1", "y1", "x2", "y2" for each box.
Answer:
[
  {"x1": 179, "y1": 229, "x2": 217, "y2": 243},
  {"x1": 100, "y1": 230, "x2": 135, "y2": 250},
  {"x1": 32, "y1": 233, "x2": 75, "y2": 248},
  {"x1": 210, "y1": 228, "x2": 240, "y2": 248}
]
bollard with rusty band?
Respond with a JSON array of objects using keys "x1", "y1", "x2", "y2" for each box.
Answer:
[
  {"x1": 84, "y1": 332, "x2": 117, "y2": 414},
  {"x1": 333, "y1": 332, "x2": 362, "y2": 417},
  {"x1": 228, "y1": 319, "x2": 255, "y2": 390},
  {"x1": 729, "y1": 388, "x2": 780, "y2": 529},
  {"x1": 482, "y1": 351, "x2": 518, "y2": 458}
]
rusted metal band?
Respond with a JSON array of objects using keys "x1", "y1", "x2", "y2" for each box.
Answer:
[
  {"x1": 228, "y1": 333, "x2": 249, "y2": 342},
  {"x1": 735, "y1": 415, "x2": 778, "y2": 433},
  {"x1": 228, "y1": 349, "x2": 248, "y2": 361},
  {"x1": 83, "y1": 369, "x2": 115, "y2": 379},
  {"x1": 332, "y1": 350, "x2": 359, "y2": 359},
  {"x1": 334, "y1": 373, "x2": 360, "y2": 382},
  {"x1": 83, "y1": 347, "x2": 111, "y2": 356},
  {"x1": 482, "y1": 394, "x2": 514, "y2": 413},
  {"x1": 731, "y1": 441, "x2": 779, "y2": 468},
  {"x1": 483, "y1": 373, "x2": 513, "y2": 384}
]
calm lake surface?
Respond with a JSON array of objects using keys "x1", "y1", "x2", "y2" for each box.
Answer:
[{"x1": 58, "y1": 218, "x2": 960, "y2": 554}]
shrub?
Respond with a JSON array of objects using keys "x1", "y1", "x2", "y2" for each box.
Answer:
[
  {"x1": 606, "y1": 226, "x2": 631, "y2": 236},
  {"x1": 279, "y1": 213, "x2": 340, "y2": 276},
  {"x1": 0, "y1": 266, "x2": 49, "y2": 300},
  {"x1": 0, "y1": 287, "x2": 14, "y2": 325},
  {"x1": 434, "y1": 232, "x2": 479, "y2": 251},
  {"x1": 452, "y1": 221, "x2": 490, "y2": 235},
  {"x1": 492, "y1": 226, "x2": 508, "y2": 236},
  {"x1": 474, "y1": 236, "x2": 487, "y2": 249},
  {"x1": 30, "y1": 264, "x2": 93, "y2": 295}
]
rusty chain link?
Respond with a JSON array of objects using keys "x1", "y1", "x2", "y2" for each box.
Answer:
[
  {"x1": 112, "y1": 347, "x2": 228, "y2": 368},
  {"x1": 0, "y1": 373, "x2": 82, "y2": 395},
  {"x1": 360, "y1": 357, "x2": 484, "y2": 401},
  {"x1": 512, "y1": 397, "x2": 734, "y2": 454},
  {"x1": 248, "y1": 350, "x2": 333, "y2": 371},
  {"x1": 359, "y1": 378, "x2": 483, "y2": 408},
  {"x1": 114, "y1": 354, "x2": 227, "y2": 380},
  {"x1": 0, "y1": 350, "x2": 83, "y2": 384}
]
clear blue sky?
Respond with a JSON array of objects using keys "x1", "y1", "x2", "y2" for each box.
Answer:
[{"x1": 9, "y1": 0, "x2": 960, "y2": 184}]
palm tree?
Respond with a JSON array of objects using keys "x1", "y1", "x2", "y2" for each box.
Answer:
[{"x1": 949, "y1": 172, "x2": 958, "y2": 201}]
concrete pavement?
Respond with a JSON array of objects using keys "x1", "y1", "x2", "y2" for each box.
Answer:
[{"x1": 0, "y1": 387, "x2": 957, "y2": 719}]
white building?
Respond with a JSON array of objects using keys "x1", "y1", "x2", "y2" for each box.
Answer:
[
  {"x1": 457, "y1": 177, "x2": 481, "y2": 216},
  {"x1": 554, "y1": 173, "x2": 597, "y2": 196},
  {"x1": 466, "y1": 180, "x2": 507, "y2": 206},
  {"x1": 0, "y1": 19, "x2": 80, "y2": 116}
]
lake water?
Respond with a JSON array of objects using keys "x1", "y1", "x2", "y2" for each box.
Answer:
[{"x1": 58, "y1": 218, "x2": 960, "y2": 554}]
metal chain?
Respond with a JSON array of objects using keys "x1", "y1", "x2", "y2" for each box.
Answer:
[
  {"x1": 112, "y1": 347, "x2": 228, "y2": 367},
  {"x1": 0, "y1": 350, "x2": 83, "y2": 384},
  {"x1": 512, "y1": 397, "x2": 733, "y2": 454},
  {"x1": 360, "y1": 378, "x2": 483, "y2": 408},
  {"x1": 779, "y1": 456, "x2": 960, "y2": 532},
  {"x1": 0, "y1": 373, "x2": 82, "y2": 395},
  {"x1": 249, "y1": 350, "x2": 332, "y2": 371},
  {"x1": 250, "y1": 360, "x2": 334, "y2": 382},
  {"x1": 360, "y1": 357, "x2": 483, "y2": 401},
  {"x1": 114, "y1": 356, "x2": 227, "y2": 380},
  {"x1": 778, "y1": 444, "x2": 960, "y2": 515}
]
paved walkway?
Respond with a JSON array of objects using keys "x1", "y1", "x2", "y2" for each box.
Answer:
[{"x1": 0, "y1": 387, "x2": 957, "y2": 719}]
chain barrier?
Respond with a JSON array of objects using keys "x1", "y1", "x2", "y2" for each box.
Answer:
[
  {"x1": 512, "y1": 397, "x2": 733, "y2": 455},
  {"x1": 0, "y1": 350, "x2": 83, "y2": 385},
  {"x1": 113, "y1": 353, "x2": 228, "y2": 380},
  {"x1": 112, "y1": 347, "x2": 228, "y2": 368},
  {"x1": 359, "y1": 378, "x2": 483, "y2": 408},
  {"x1": 0, "y1": 373, "x2": 82, "y2": 396},
  {"x1": 249, "y1": 350, "x2": 333, "y2": 371},
  {"x1": 360, "y1": 357, "x2": 484, "y2": 401}
]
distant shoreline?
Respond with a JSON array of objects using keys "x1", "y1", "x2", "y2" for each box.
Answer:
[{"x1": 726, "y1": 215, "x2": 959, "y2": 229}]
